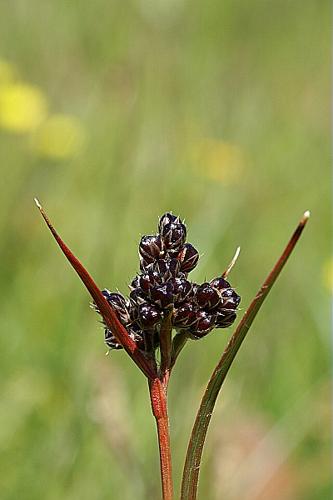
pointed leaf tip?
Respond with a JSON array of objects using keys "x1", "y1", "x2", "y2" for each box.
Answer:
[
  {"x1": 300, "y1": 210, "x2": 310, "y2": 227},
  {"x1": 34, "y1": 197, "x2": 42, "y2": 209},
  {"x1": 222, "y1": 246, "x2": 241, "y2": 278}
]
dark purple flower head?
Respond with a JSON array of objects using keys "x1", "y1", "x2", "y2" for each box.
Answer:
[{"x1": 95, "y1": 211, "x2": 240, "y2": 351}]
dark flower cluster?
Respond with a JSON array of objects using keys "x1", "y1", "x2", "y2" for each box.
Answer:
[{"x1": 95, "y1": 213, "x2": 240, "y2": 351}]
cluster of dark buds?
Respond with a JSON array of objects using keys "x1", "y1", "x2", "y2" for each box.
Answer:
[{"x1": 94, "y1": 212, "x2": 241, "y2": 352}]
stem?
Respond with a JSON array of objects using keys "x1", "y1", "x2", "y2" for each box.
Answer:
[
  {"x1": 160, "y1": 308, "x2": 173, "y2": 375},
  {"x1": 170, "y1": 331, "x2": 188, "y2": 369},
  {"x1": 181, "y1": 211, "x2": 310, "y2": 500},
  {"x1": 149, "y1": 378, "x2": 173, "y2": 500}
]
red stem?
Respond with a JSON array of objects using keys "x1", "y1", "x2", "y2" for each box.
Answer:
[{"x1": 149, "y1": 378, "x2": 173, "y2": 500}]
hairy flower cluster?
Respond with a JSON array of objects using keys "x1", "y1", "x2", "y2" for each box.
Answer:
[{"x1": 95, "y1": 213, "x2": 240, "y2": 351}]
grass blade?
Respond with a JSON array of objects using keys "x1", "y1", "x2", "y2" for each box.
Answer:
[
  {"x1": 181, "y1": 211, "x2": 310, "y2": 500},
  {"x1": 34, "y1": 198, "x2": 155, "y2": 379}
]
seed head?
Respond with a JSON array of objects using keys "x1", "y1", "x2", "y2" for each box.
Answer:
[{"x1": 94, "y1": 211, "x2": 240, "y2": 351}]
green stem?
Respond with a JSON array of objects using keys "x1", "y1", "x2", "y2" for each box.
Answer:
[
  {"x1": 181, "y1": 211, "x2": 310, "y2": 500},
  {"x1": 160, "y1": 309, "x2": 173, "y2": 375},
  {"x1": 170, "y1": 331, "x2": 188, "y2": 369}
]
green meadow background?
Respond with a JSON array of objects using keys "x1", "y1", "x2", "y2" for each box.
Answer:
[{"x1": 0, "y1": 1, "x2": 330, "y2": 499}]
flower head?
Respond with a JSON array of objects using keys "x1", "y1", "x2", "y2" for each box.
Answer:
[{"x1": 94, "y1": 213, "x2": 240, "y2": 352}]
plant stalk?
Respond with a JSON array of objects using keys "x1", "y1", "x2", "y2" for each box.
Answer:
[
  {"x1": 149, "y1": 377, "x2": 173, "y2": 500},
  {"x1": 171, "y1": 331, "x2": 188, "y2": 369},
  {"x1": 160, "y1": 309, "x2": 173, "y2": 375}
]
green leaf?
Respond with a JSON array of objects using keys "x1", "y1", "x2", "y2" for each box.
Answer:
[{"x1": 181, "y1": 211, "x2": 310, "y2": 500}]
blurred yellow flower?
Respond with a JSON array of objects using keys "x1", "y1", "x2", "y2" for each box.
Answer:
[
  {"x1": 190, "y1": 138, "x2": 244, "y2": 184},
  {"x1": 0, "y1": 83, "x2": 47, "y2": 133},
  {"x1": 31, "y1": 114, "x2": 85, "y2": 159},
  {"x1": 0, "y1": 59, "x2": 16, "y2": 84},
  {"x1": 322, "y1": 257, "x2": 333, "y2": 293}
]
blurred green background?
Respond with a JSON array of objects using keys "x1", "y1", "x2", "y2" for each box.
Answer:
[{"x1": 0, "y1": 1, "x2": 330, "y2": 499}]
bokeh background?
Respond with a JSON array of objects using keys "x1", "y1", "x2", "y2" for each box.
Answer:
[{"x1": 0, "y1": 1, "x2": 330, "y2": 499}]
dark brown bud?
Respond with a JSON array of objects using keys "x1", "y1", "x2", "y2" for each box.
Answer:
[
  {"x1": 129, "y1": 275, "x2": 140, "y2": 290},
  {"x1": 177, "y1": 243, "x2": 199, "y2": 273},
  {"x1": 150, "y1": 282, "x2": 174, "y2": 308},
  {"x1": 104, "y1": 329, "x2": 123, "y2": 350},
  {"x1": 137, "y1": 303, "x2": 161, "y2": 329},
  {"x1": 220, "y1": 288, "x2": 241, "y2": 309},
  {"x1": 210, "y1": 277, "x2": 231, "y2": 291},
  {"x1": 158, "y1": 212, "x2": 179, "y2": 233},
  {"x1": 173, "y1": 302, "x2": 197, "y2": 328},
  {"x1": 215, "y1": 311, "x2": 237, "y2": 328},
  {"x1": 160, "y1": 222, "x2": 187, "y2": 250},
  {"x1": 139, "y1": 235, "x2": 163, "y2": 263},
  {"x1": 173, "y1": 278, "x2": 193, "y2": 304},
  {"x1": 188, "y1": 310, "x2": 215, "y2": 339},
  {"x1": 153, "y1": 258, "x2": 181, "y2": 282},
  {"x1": 130, "y1": 287, "x2": 146, "y2": 303},
  {"x1": 102, "y1": 290, "x2": 130, "y2": 324},
  {"x1": 195, "y1": 283, "x2": 220, "y2": 309}
]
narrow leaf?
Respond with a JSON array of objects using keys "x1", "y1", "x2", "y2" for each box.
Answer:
[
  {"x1": 181, "y1": 211, "x2": 310, "y2": 500},
  {"x1": 34, "y1": 198, "x2": 155, "y2": 379}
]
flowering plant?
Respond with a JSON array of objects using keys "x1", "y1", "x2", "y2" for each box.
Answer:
[{"x1": 35, "y1": 199, "x2": 309, "y2": 500}]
